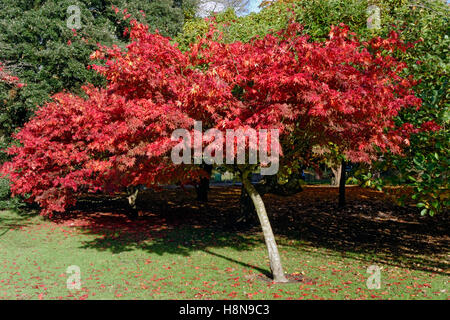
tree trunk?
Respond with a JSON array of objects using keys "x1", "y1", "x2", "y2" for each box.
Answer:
[
  {"x1": 242, "y1": 172, "x2": 288, "y2": 283},
  {"x1": 195, "y1": 164, "x2": 212, "y2": 202},
  {"x1": 338, "y1": 159, "x2": 346, "y2": 208}
]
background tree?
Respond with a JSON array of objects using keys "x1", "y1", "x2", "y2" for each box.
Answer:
[{"x1": 0, "y1": 62, "x2": 25, "y2": 209}]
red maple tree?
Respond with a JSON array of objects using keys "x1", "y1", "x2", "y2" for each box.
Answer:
[{"x1": 1, "y1": 20, "x2": 421, "y2": 282}]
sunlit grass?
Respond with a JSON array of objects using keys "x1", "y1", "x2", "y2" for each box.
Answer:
[{"x1": 0, "y1": 209, "x2": 447, "y2": 300}]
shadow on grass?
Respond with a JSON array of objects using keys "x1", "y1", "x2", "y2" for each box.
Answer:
[
  {"x1": 51, "y1": 186, "x2": 448, "y2": 276},
  {"x1": 263, "y1": 188, "x2": 450, "y2": 275},
  {"x1": 0, "y1": 209, "x2": 40, "y2": 237},
  {"x1": 201, "y1": 249, "x2": 273, "y2": 278}
]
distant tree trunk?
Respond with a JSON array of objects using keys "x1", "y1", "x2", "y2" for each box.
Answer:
[
  {"x1": 242, "y1": 171, "x2": 288, "y2": 283},
  {"x1": 331, "y1": 163, "x2": 342, "y2": 186},
  {"x1": 126, "y1": 186, "x2": 139, "y2": 219},
  {"x1": 338, "y1": 159, "x2": 346, "y2": 208},
  {"x1": 195, "y1": 164, "x2": 212, "y2": 202}
]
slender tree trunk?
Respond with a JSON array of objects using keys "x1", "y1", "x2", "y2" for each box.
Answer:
[
  {"x1": 242, "y1": 172, "x2": 288, "y2": 283},
  {"x1": 338, "y1": 159, "x2": 346, "y2": 208}
]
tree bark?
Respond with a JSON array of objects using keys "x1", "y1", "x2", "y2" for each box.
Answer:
[
  {"x1": 338, "y1": 159, "x2": 346, "y2": 208},
  {"x1": 242, "y1": 171, "x2": 288, "y2": 283}
]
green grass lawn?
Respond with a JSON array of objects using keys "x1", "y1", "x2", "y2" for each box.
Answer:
[{"x1": 0, "y1": 206, "x2": 448, "y2": 300}]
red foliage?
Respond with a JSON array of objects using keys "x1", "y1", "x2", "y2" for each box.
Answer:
[
  {"x1": 189, "y1": 23, "x2": 421, "y2": 162},
  {"x1": 1, "y1": 21, "x2": 421, "y2": 215}
]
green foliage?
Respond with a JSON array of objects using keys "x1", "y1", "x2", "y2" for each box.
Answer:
[
  {"x1": 398, "y1": 131, "x2": 449, "y2": 216},
  {"x1": 0, "y1": 1, "x2": 112, "y2": 135},
  {"x1": 383, "y1": 1, "x2": 449, "y2": 215},
  {"x1": 177, "y1": 0, "x2": 379, "y2": 49},
  {"x1": 0, "y1": 177, "x2": 25, "y2": 209}
]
